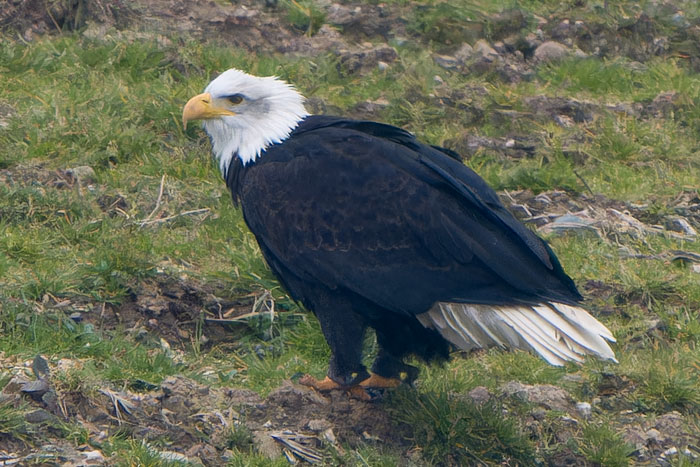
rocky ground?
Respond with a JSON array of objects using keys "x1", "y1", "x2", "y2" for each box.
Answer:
[{"x1": 1, "y1": 0, "x2": 700, "y2": 465}]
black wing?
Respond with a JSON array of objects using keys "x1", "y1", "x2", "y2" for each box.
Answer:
[{"x1": 236, "y1": 116, "x2": 581, "y2": 315}]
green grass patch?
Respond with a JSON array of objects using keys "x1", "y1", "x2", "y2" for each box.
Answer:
[
  {"x1": 580, "y1": 422, "x2": 635, "y2": 467},
  {"x1": 0, "y1": 396, "x2": 30, "y2": 443},
  {"x1": 391, "y1": 388, "x2": 536, "y2": 465},
  {"x1": 281, "y1": 0, "x2": 326, "y2": 36}
]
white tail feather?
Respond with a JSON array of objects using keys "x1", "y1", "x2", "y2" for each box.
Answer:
[{"x1": 416, "y1": 302, "x2": 617, "y2": 366}]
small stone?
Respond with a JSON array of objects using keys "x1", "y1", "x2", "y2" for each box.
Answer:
[
  {"x1": 644, "y1": 428, "x2": 661, "y2": 442},
  {"x1": 531, "y1": 408, "x2": 547, "y2": 420},
  {"x1": 552, "y1": 19, "x2": 570, "y2": 39},
  {"x1": 501, "y1": 381, "x2": 574, "y2": 412},
  {"x1": 263, "y1": 420, "x2": 272, "y2": 428},
  {"x1": 326, "y1": 4, "x2": 360, "y2": 25},
  {"x1": 668, "y1": 217, "x2": 697, "y2": 237},
  {"x1": 254, "y1": 344, "x2": 266, "y2": 358},
  {"x1": 524, "y1": 32, "x2": 542, "y2": 50},
  {"x1": 135, "y1": 328, "x2": 149, "y2": 341},
  {"x1": 25, "y1": 409, "x2": 53, "y2": 423},
  {"x1": 377, "y1": 61, "x2": 389, "y2": 71},
  {"x1": 534, "y1": 41, "x2": 569, "y2": 62},
  {"x1": 575, "y1": 402, "x2": 592, "y2": 419},
  {"x1": 492, "y1": 41, "x2": 506, "y2": 53},
  {"x1": 353, "y1": 98, "x2": 389, "y2": 115},
  {"x1": 653, "y1": 37, "x2": 668, "y2": 55},
  {"x1": 454, "y1": 43, "x2": 474, "y2": 62},
  {"x1": 66, "y1": 166, "x2": 97, "y2": 185},
  {"x1": 661, "y1": 446, "x2": 678, "y2": 458},
  {"x1": 473, "y1": 39, "x2": 499, "y2": 60},
  {"x1": 307, "y1": 419, "x2": 331, "y2": 432},
  {"x1": 573, "y1": 47, "x2": 588, "y2": 58},
  {"x1": 323, "y1": 428, "x2": 338, "y2": 445},
  {"x1": 554, "y1": 114, "x2": 575, "y2": 127},
  {"x1": 20, "y1": 379, "x2": 50, "y2": 399},
  {"x1": 82, "y1": 450, "x2": 105, "y2": 463},
  {"x1": 434, "y1": 54, "x2": 460, "y2": 70},
  {"x1": 468, "y1": 386, "x2": 491, "y2": 405}
]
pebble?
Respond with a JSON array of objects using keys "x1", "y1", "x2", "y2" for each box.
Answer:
[
  {"x1": 82, "y1": 450, "x2": 106, "y2": 463},
  {"x1": 66, "y1": 166, "x2": 97, "y2": 185},
  {"x1": 661, "y1": 446, "x2": 678, "y2": 458},
  {"x1": 575, "y1": 402, "x2": 592, "y2": 419},
  {"x1": 454, "y1": 43, "x2": 474, "y2": 62},
  {"x1": 534, "y1": 41, "x2": 569, "y2": 62},
  {"x1": 473, "y1": 39, "x2": 499, "y2": 60},
  {"x1": 468, "y1": 386, "x2": 491, "y2": 405},
  {"x1": 25, "y1": 409, "x2": 53, "y2": 423},
  {"x1": 307, "y1": 419, "x2": 331, "y2": 432},
  {"x1": 433, "y1": 54, "x2": 460, "y2": 70},
  {"x1": 668, "y1": 217, "x2": 697, "y2": 237},
  {"x1": 645, "y1": 428, "x2": 661, "y2": 442}
]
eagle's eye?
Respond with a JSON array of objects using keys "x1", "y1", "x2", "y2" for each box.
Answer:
[{"x1": 225, "y1": 94, "x2": 244, "y2": 105}]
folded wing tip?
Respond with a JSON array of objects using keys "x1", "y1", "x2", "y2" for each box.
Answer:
[{"x1": 419, "y1": 301, "x2": 617, "y2": 366}]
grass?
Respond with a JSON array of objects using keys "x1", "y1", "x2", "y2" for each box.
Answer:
[
  {"x1": 0, "y1": 396, "x2": 30, "y2": 442},
  {"x1": 390, "y1": 388, "x2": 536, "y2": 465},
  {"x1": 1, "y1": 0, "x2": 699, "y2": 464},
  {"x1": 281, "y1": 0, "x2": 326, "y2": 36},
  {"x1": 580, "y1": 422, "x2": 636, "y2": 467}
]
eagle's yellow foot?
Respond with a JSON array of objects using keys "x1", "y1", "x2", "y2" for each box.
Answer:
[
  {"x1": 299, "y1": 375, "x2": 372, "y2": 400},
  {"x1": 299, "y1": 373, "x2": 399, "y2": 401},
  {"x1": 359, "y1": 373, "x2": 402, "y2": 389},
  {"x1": 298, "y1": 375, "x2": 342, "y2": 391}
]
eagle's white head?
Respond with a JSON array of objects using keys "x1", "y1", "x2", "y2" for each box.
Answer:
[{"x1": 182, "y1": 68, "x2": 309, "y2": 174}]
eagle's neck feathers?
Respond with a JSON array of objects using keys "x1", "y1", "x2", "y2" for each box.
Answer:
[{"x1": 202, "y1": 71, "x2": 309, "y2": 174}]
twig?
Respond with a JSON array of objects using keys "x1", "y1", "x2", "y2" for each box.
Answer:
[
  {"x1": 137, "y1": 208, "x2": 210, "y2": 227},
  {"x1": 43, "y1": 0, "x2": 63, "y2": 33},
  {"x1": 573, "y1": 169, "x2": 594, "y2": 196},
  {"x1": 140, "y1": 174, "x2": 166, "y2": 226},
  {"x1": 205, "y1": 310, "x2": 267, "y2": 323}
]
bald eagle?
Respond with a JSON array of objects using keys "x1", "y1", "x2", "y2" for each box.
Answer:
[{"x1": 183, "y1": 69, "x2": 616, "y2": 395}]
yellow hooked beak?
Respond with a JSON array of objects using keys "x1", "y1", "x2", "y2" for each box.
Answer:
[{"x1": 182, "y1": 92, "x2": 236, "y2": 129}]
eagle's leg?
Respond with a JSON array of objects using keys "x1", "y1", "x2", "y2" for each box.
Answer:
[
  {"x1": 368, "y1": 350, "x2": 419, "y2": 387},
  {"x1": 323, "y1": 314, "x2": 370, "y2": 387},
  {"x1": 301, "y1": 299, "x2": 369, "y2": 388}
]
